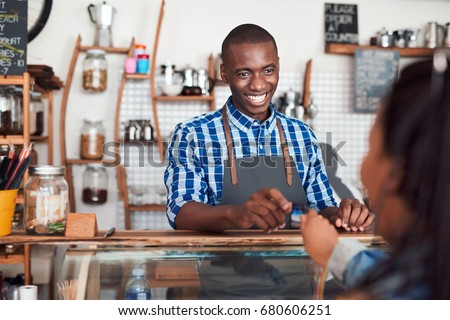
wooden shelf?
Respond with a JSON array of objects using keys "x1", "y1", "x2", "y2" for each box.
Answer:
[
  {"x1": 79, "y1": 46, "x2": 129, "y2": 54},
  {"x1": 0, "y1": 252, "x2": 25, "y2": 265},
  {"x1": 128, "y1": 204, "x2": 166, "y2": 211},
  {"x1": 325, "y1": 43, "x2": 435, "y2": 57},
  {"x1": 66, "y1": 158, "x2": 103, "y2": 164},
  {"x1": 155, "y1": 95, "x2": 214, "y2": 101},
  {"x1": 30, "y1": 135, "x2": 49, "y2": 142},
  {"x1": 0, "y1": 135, "x2": 25, "y2": 145},
  {"x1": 125, "y1": 73, "x2": 151, "y2": 80}
]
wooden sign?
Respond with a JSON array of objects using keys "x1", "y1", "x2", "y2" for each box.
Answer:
[
  {"x1": 324, "y1": 3, "x2": 358, "y2": 44},
  {"x1": 0, "y1": 0, "x2": 27, "y2": 76},
  {"x1": 354, "y1": 49, "x2": 400, "y2": 113}
]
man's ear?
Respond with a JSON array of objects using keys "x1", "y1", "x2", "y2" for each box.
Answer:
[{"x1": 220, "y1": 64, "x2": 229, "y2": 84}]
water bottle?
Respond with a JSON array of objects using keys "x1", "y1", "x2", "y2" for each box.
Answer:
[{"x1": 124, "y1": 267, "x2": 151, "y2": 300}]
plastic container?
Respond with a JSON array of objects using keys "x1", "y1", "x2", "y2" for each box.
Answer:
[
  {"x1": 82, "y1": 164, "x2": 108, "y2": 205},
  {"x1": 80, "y1": 119, "x2": 105, "y2": 160},
  {"x1": 124, "y1": 267, "x2": 151, "y2": 300},
  {"x1": 136, "y1": 54, "x2": 150, "y2": 74},
  {"x1": 24, "y1": 166, "x2": 69, "y2": 235},
  {"x1": 30, "y1": 91, "x2": 45, "y2": 136},
  {"x1": 83, "y1": 49, "x2": 107, "y2": 92}
]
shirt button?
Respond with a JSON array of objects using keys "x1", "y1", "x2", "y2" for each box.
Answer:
[
  {"x1": 253, "y1": 121, "x2": 259, "y2": 126},
  {"x1": 259, "y1": 145, "x2": 263, "y2": 150}
]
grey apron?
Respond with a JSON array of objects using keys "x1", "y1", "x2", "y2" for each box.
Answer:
[{"x1": 220, "y1": 107, "x2": 307, "y2": 227}]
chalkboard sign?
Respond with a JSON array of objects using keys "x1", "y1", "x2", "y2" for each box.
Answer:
[
  {"x1": 0, "y1": 0, "x2": 27, "y2": 76},
  {"x1": 324, "y1": 3, "x2": 358, "y2": 44},
  {"x1": 354, "y1": 49, "x2": 400, "y2": 113}
]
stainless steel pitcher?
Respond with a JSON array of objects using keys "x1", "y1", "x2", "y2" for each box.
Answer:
[{"x1": 425, "y1": 22, "x2": 445, "y2": 48}]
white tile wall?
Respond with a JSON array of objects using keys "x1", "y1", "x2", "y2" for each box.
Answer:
[{"x1": 116, "y1": 71, "x2": 376, "y2": 230}]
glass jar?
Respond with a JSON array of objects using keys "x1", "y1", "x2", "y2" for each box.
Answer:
[
  {"x1": 82, "y1": 164, "x2": 108, "y2": 205},
  {"x1": 0, "y1": 86, "x2": 12, "y2": 135},
  {"x1": 24, "y1": 165, "x2": 69, "y2": 235},
  {"x1": 30, "y1": 91, "x2": 44, "y2": 136},
  {"x1": 80, "y1": 119, "x2": 105, "y2": 160},
  {"x1": 83, "y1": 49, "x2": 107, "y2": 92},
  {"x1": 11, "y1": 86, "x2": 23, "y2": 135}
]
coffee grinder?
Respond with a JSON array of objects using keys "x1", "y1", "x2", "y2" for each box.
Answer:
[{"x1": 87, "y1": 1, "x2": 115, "y2": 47}]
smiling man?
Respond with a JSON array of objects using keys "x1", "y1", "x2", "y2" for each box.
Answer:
[{"x1": 164, "y1": 24, "x2": 373, "y2": 232}]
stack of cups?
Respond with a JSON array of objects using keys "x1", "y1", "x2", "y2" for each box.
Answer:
[{"x1": 125, "y1": 44, "x2": 150, "y2": 74}]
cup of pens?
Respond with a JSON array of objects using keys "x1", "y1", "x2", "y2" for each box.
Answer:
[
  {"x1": 0, "y1": 189, "x2": 18, "y2": 236},
  {"x1": 0, "y1": 143, "x2": 33, "y2": 236}
]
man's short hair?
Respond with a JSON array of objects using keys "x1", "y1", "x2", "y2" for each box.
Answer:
[{"x1": 221, "y1": 24, "x2": 278, "y2": 64}]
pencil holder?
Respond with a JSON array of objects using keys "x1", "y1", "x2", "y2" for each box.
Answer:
[{"x1": 0, "y1": 189, "x2": 18, "y2": 236}]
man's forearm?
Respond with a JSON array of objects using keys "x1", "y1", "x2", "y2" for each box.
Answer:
[{"x1": 175, "y1": 201, "x2": 237, "y2": 232}]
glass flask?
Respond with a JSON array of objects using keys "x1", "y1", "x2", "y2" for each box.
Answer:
[{"x1": 30, "y1": 91, "x2": 45, "y2": 136}]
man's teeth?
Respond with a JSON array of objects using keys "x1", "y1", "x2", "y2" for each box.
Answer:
[{"x1": 247, "y1": 93, "x2": 266, "y2": 103}]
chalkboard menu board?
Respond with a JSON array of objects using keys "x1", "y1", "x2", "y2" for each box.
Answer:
[
  {"x1": 0, "y1": 0, "x2": 27, "y2": 76},
  {"x1": 324, "y1": 3, "x2": 358, "y2": 44},
  {"x1": 354, "y1": 49, "x2": 400, "y2": 113}
]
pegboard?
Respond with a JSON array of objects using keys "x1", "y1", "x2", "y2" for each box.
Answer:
[{"x1": 115, "y1": 71, "x2": 375, "y2": 230}]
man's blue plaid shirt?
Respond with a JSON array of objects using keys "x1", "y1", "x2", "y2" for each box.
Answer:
[{"x1": 164, "y1": 97, "x2": 336, "y2": 229}]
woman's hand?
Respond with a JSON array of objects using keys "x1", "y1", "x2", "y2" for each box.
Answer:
[{"x1": 301, "y1": 209, "x2": 338, "y2": 268}]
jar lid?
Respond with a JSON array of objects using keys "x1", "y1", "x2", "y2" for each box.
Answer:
[
  {"x1": 86, "y1": 49, "x2": 106, "y2": 56},
  {"x1": 87, "y1": 163, "x2": 106, "y2": 170},
  {"x1": 83, "y1": 118, "x2": 103, "y2": 124},
  {"x1": 29, "y1": 165, "x2": 65, "y2": 175}
]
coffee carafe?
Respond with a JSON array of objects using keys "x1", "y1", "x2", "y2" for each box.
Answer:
[
  {"x1": 425, "y1": 22, "x2": 445, "y2": 48},
  {"x1": 88, "y1": 1, "x2": 115, "y2": 47}
]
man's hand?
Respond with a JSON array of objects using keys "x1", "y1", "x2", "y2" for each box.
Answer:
[
  {"x1": 301, "y1": 209, "x2": 338, "y2": 268},
  {"x1": 333, "y1": 198, "x2": 375, "y2": 231},
  {"x1": 230, "y1": 188, "x2": 291, "y2": 233}
]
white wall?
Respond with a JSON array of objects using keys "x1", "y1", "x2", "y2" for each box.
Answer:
[{"x1": 26, "y1": 0, "x2": 450, "y2": 229}]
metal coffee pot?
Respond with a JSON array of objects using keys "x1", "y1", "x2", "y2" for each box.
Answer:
[
  {"x1": 88, "y1": 1, "x2": 116, "y2": 47},
  {"x1": 445, "y1": 23, "x2": 450, "y2": 47},
  {"x1": 425, "y1": 22, "x2": 445, "y2": 48}
]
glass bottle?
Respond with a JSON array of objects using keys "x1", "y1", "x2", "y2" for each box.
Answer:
[
  {"x1": 30, "y1": 91, "x2": 45, "y2": 136},
  {"x1": 83, "y1": 49, "x2": 107, "y2": 92},
  {"x1": 24, "y1": 165, "x2": 69, "y2": 235},
  {"x1": 0, "y1": 86, "x2": 12, "y2": 135},
  {"x1": 124, "y1": 267, "x2": 151, "y2": 300},
  {"x1": 82, "y1": 164, "x2": 108, "y2": 205},
  {"x1": 80, "y1": 119, "x2": 105, "y2": 160}
]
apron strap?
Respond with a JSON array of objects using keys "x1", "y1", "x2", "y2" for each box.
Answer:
[
  {"x1": 222, "y1": 107, "x2": 238, "y2": 185},
  {"x1": 222, "y1": 105, "x2": 293, "y2": 187},
  {"x1": 276, "y1": 120, "x2": 293, "y2": 187}
]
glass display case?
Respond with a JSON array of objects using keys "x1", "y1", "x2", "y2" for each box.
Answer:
[{"x1": 59, "y1": 245, "x2": 344, "y2": 300}]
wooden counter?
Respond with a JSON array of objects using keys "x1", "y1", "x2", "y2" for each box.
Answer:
[{"x1": 0, "y1": 229, "x2": 385, "y2": 247}]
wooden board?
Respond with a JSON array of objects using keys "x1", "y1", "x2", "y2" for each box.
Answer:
[{"x1": 0, "y1": 229, "x2": 385, "y2": 247}]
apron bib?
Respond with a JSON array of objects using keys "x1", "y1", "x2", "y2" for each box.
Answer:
[{"x1": 219, "y1": 107, "x2": 307, "y2": 228}]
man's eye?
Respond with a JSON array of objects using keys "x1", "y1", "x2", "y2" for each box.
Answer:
[
  {"x1": 237, "y1": 71, "x2": 250, "y2": 77},
  {"x1": 264, "y1": 68, "x2": 274, "y2": 74}
]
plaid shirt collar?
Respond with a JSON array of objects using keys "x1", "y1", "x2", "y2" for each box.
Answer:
[{"x1": 225, "y1": 96, "x2": 279, "y2": 134}]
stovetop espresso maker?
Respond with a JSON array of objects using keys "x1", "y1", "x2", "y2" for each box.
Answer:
[{"x1": 88, "y1": 1, "x2": 116, "y2": 47}]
